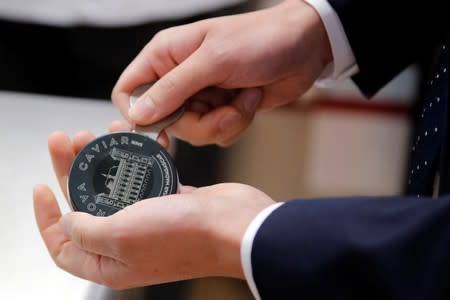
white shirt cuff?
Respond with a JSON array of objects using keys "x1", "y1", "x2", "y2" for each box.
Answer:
[
  {"x1": 240, "y1": 202, "x2": 284, "y2": 300},
  {"x1": 304, "y1": 0, "x2": 359, "y2": 86}
]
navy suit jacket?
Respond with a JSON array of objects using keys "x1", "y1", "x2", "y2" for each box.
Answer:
[{"x1": 251, "y1": 1, "x2": 450, "y2": 299}]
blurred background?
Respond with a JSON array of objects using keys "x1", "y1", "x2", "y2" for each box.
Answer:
[{"x1": 0, "y1": 0, "x2": 423, "y2": 299}]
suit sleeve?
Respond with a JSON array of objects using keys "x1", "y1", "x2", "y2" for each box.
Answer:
[
  {"x1": 327, "y1": 0, "x2": 447, "y2": 96},
  {"x1": 249, "y1": 196, "x2": 450, "y2": 299}
]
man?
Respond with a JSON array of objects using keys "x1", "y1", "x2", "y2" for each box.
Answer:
[{"x1": 34, "y1": 0, "x2": 449, "y2": 299}]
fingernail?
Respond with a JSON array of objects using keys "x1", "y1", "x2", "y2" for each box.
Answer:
[
  {"x1": 128, "y1": 96, "x2": 155, "y2": 122},
  {"x1": 219, "y1": 113, "x2": 241, "y2": 130},
  {"x1": 59, "y1": 214, "x2": 72, "y2": 238},
  {"x1": 243, "y1": 91, "x2": 261, "y2": 113}
]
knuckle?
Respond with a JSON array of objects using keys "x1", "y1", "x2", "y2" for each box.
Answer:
[
  {"x1": 150, "y1": 29, "x2": 171, "y2": 48},
  {"x1": 190, "y1": 128, "x2": 218, "y2": 146},
  {"x1": 150, "y1": 32, "x2": 170, "y2": 59},
  {"x1": 203, "y1": 44, "x2": 232, "y2": 70},
  {"x1": 152, "y1": 27, "x2": 175, "y2": 43},
  {"x1": 72, "y1": 220, "x2": 89, "y2": 250},
  {"x1": 217, "y1": 138, "x2": 236, "y2": 147},
  {"x1": 217, "y1": 130, "x2": 240, "y2": 147},
  {"x1": 150, "y1": 28, "x2": 178, "y2": 59},
  {"x1": 217, "y1": 121, "x2": 248, "y2": 147}
]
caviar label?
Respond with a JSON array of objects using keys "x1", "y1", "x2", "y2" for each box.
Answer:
[{"x1": 68, "y1": 132, "x2": 178, "y2": 216}]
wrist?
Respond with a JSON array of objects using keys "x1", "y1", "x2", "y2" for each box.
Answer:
[
  {"x1": 306, "y1": 1, "x2": 333, "y2": 69},
  {"x1": 197, "y1": 184, "x2": 275, "y2": 279},
  {"x1": 206, "y1": 190, "x2": 275, "y2": 279},
  {"x1": 282, "y1": 0, "x2": 333, "y2": 73},
  {"x1": 198, "y1": 201, "x2": 247, "y2": 280}
]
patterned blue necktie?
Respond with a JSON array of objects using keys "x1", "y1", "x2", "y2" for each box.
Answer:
[{"x1": 407, "y1": 42, "x2": 448, "y2": 197}]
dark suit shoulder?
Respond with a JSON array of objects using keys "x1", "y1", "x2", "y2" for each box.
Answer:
[{"x1": 327, "y1": 0, "x2": 447, "y2": 96}]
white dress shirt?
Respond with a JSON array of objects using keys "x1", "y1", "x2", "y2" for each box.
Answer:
[
  {"x1": 240, "y1": 1, "x2": 359, "y2": 299},
  {"x1": 0, "y1": 0, "x2": 246, "y2": 27},
  {"x1": 307, "y1": 0, "x2": 358, "y2": 84}
]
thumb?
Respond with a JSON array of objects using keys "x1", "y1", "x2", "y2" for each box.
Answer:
[
  {"x1": 59, "y1": 212, "x2": 113, "y2": 257},
  {"x1": 128, "y1": 49, "x2": 222, "y2": 125}
]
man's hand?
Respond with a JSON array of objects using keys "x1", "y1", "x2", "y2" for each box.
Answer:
[
  {"x1": 34, "y1": 131, "x2": 274, "y2": 289},
  {"x1": 111, "y1": 0, "x2": 332, "y2": 146}
]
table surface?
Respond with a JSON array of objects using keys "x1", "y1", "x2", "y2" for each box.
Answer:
[{"x1": 0, "y1": 91, "x2": 122, "y2": 300}]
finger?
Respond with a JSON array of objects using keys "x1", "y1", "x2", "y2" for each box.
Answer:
[
  {"x1": 48, "y1": 132, "x2": 75, "y2": 198},
  {"x1": 128, "y1": 48, "x2": 225, "y2": 126},
  {"x1": 72, "y1": 131, "x2": 95, "y2": 155},
  {"x1": 108, "y1": 120, "x2": 131, "y2": 133},
  {"x1": 111, "y1": 48, "x2": 159, "y2": 120},
  {"x1": 55, "y1": 236, "x2": 128, "y2": 289},
  {"x1": 34, "y1": 184, "x2": 64, "y2": 245},
  {"x1": 188, "y1": 87, "x2": 236, "y2": 113},
  {"x1": 231, "y1": 87, "x2": 262, "y2": 114},
  {"x1": 33, "y1": 185, "x2": 96, "y2": 270},
  {"x1": 189, "y1": 100, "x2": 212, "y2": 114},
  {"x1": 190, "y1": 87, "x2": 234, "y2": 108},
  {"x1": 257, "y1": 75, "x2": 310, "y2": 111},
  {"x1": 178, "y1": 184, "x2": 196, "y2": 194},
  {"x1": 108, "y1": 120, "x2": 170, "y2": 149},
  {"x1": 167, "y1": 87, "x2": 262, "y2": 146},
  {"x1": 108, "y1": 120, "x2": 131, "y2": 132},
  {"x1": 157, "y1": 130, "x2": 170, "y2": 149},
  {"x1": 166, "y1": 109, "x2": 238, "y2": 146},
  {"x1": 59, "y1": 212, "x2": 116, "y2": 258},
  {"x1": 219, "y1": 87, "x2": 262, "y2": 146},
  {"x1": 33, "y1": 185, "x2": 126, "y2": 285},
  {"x1": 111, "y1": 23, "x2": 208, "y2": 121}
]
